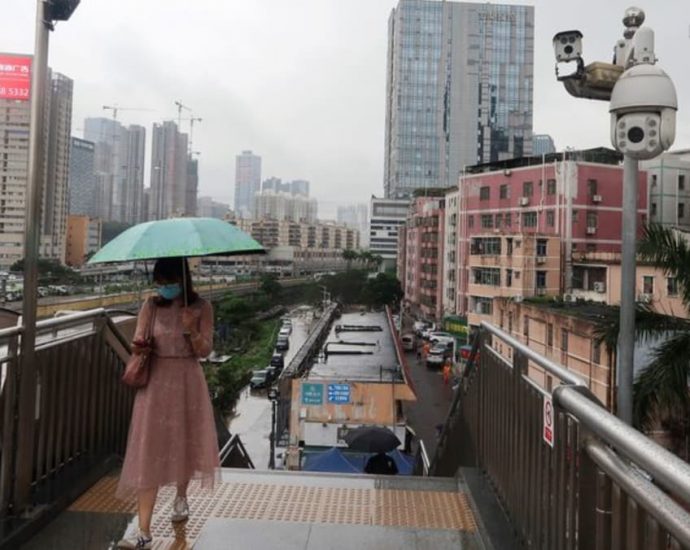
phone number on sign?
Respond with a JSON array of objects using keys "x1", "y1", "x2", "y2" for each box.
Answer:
[{"x1": 0, "y1": 87, "x2": 30, "y2": 98}]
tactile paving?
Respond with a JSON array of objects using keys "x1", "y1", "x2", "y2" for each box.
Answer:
[{"x1": 70, "y1": 475, "x2": 477, "y2": 549}]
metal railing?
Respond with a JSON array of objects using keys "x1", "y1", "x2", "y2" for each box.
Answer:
[
  {"x1": 432, "y1": 321, "x2": 690, "y2": 550},
  {"x1": 0, "y1": 308, "x2": 135, "y2": 519}
]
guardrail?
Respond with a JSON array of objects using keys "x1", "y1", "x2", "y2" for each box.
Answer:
[
  {"x1": 432, "y1": 321, "x2": 690, "y2": 550},
  {"x1": 0, "y1": 308, "x2": 135, "y2": 523}
]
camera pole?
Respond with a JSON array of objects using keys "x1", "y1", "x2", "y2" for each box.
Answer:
[{"x1": 618, "y1": 155, "x2": 639, "y2": 424}]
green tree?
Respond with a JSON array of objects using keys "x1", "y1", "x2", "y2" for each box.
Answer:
[
  {"x1": 10, "y1": 258, "x2": 82, "y2": 283},
  {"x1": 594, "y1": 224, "x2": 690, "y2": 458},
  {"x1": 341, "y1": 248, "x2": 358, "y2": 270},
  {"x1": 259, "y1": 273, "x2": 281, "y2": 298},
  {"x1": 360, "y1": 272, "x2": 403, "y2": 309}
]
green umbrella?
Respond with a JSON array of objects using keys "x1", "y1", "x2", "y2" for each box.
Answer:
[{"x1": 88, "y1": 217, "x2": 265, "y2": 264}]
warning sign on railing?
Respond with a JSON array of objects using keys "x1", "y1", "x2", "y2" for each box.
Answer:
[{"x1": 543, "y1": 395, "x2": 554, "y2": 448}]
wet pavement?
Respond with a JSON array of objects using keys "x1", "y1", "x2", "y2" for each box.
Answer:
[{"x1": 226, "y1": 307, "x2": 316, "y2": 469}]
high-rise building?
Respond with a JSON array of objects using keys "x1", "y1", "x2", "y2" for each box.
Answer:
[
  {"x1": 84, "y1": 118, "x2": 146, "y2": 224},
  {"x1": 337, "y1": 204, "x2": 369, "y2": 248},
  {"x1": 0, "y1": 60, "x2": 73, "y2": 268},
  {"x1": 197, "y1": 196, "x2": 230, "y2": 219},
  {"x1": 68, "y1": 137, "x2": 97, "y2": 217},
  {"x1": 149, "y1": 121, "x2": 189, "y2": 220},
  {"x1": 384, "y1": 0, "x2": 534, "y2": 198},
  {"x1": 368, "y1": 197, "x2": 410, "y2": 269},
  {"x1": 186, "y1": 157, "x2": 199, "y2": 217},
  {"x1": 253, "y1": 192, "x2": 318, "y2": 223},
  {"x1": 234, "y1": 150, "x2": 261, "y2": 218},
  {"x1": 642, "y1": 151, "x2": 690, "y2": 231},
  {"x1": 533, "y1": 134, "x2": 556, "y2": 156},
  {"x1": 65, "y1": 215, "x2": 101, "y2": 267}
]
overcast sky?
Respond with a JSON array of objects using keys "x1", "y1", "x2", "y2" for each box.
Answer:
[{"x1": 2, "y1": 1, "x2": 688, "y2": 218}]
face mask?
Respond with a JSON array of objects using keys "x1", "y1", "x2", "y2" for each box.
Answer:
[{"x1": 157, "y1": 283, "x2": 182, "y2": 300}]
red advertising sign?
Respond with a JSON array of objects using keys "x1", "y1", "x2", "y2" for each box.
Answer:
[
  {"x1": 543, "y1": 396, "x2": 554, "y2": 448},
  {"x1": 0, "y1": 54, "x2": 32, "y2": 101}
]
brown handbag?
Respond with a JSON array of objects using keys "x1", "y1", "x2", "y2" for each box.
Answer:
[{"x1": 122, "y1": 302, "x2": 157, "y2": 388}]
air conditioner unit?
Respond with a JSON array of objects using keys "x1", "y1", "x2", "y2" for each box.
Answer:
[
  {"x1": 504, "y1": 169, "x2": 512, "y2": 177},
  {"x1": 519, "y1": 197, "x2": 530, "y2": 206},
  {"x1": 563, "y1": 294, "x2": 576, "y2": 303},
  {"x1": 586, "y1": 226, "x2": 596, "y2": 235},
  {"x1": 638, "y1": 293, "x2": 652, "y2": 304},
  {"x1": 592, "y1": 194, "x2": 602, "y2": 203},
  {"x1": 493, "y1": 228, "x2": 501, "y2": 234},
  {"x1": 536, "y1": 256, "x2": 547, "y2": 264},
  {"x1": 593, "y1": 282, "x2": 606, "y2": 293},
  {"x1": 514, "y1": 295, "x2": 524, "y2": 303}
]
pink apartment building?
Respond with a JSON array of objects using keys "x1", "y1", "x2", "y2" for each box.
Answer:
[
  {"x1": 398, "y1": 196, "x2": 446, "y2": 322},
  {"x1": 454, "y1": 149, "x2": 648, "y2": 329}
]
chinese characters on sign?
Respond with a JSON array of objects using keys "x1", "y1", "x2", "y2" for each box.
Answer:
[
  {"x1": 327, "y1": 384, "x2": 351, "y2": 404},
  {"x1": 301, "y1": 383, "x2": 323, "y2": 405},
  {"x1": 0, "y1": 54, "x2": 32, "y2": 102}
]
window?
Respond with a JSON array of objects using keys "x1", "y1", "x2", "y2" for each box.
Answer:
[
  {"x1": 679, "y1": 203, "x2": 685, "y2": 218},
  {"x1": 536, "y1": 239, "x2": 547, "y2": 256},
  {"x1": 495, "y1": 213, "x2": 503, "y2": 228},
  {"x1": 506, "y1": 269, "x2": 513, "y2": 287},
  {"x1": 508, "y1": 312, "x2": 513, "y2": 333},
  {"x1": 586, "y1": 211, "x2": 598, "y2": 229},
  {"x1": 480, "y1": 186, "x2": 490, "y2": 200},
  {"x1": 651, "y1": 174, "x2": 657, "y2": 187},
  {"x1": 667, "y1": 277, "x2": 678, "y2": 296},
  {"x1": 547, "y1": 179, "x2": 556, "y2": 195},
  {"x1": 643, "y1": 275, "x2": 654, "y2": 294},
  {"x1": 586, "y1": 243, "x2": 597, "y2": 252},
  {"x1": 468, "y1": 215, "x2": 474, "y2": 228},
  {"x1": 506, "y1": 238, "x2": 513, "y2": 256},
  {"x1": 522, "y1": 212, "x2": 537, "y2": 227},
  {"x1": 523, "y1": 316, "x2": 529, "y2": 339},
  {"x1": 536, "y1": 271, "x2": 546, "y2": 289},
  {"x1": 481, "y1": 214, "x2": 494, "y2": 229},
  {"x1": 499, "y1": 184, "x2": 509, "y2": 199},
  {"x1": 546, "y1": 210, "x2": 555, "y2": 227},
  {"x1": 560, "y1": 329, "x2": 568, "y2": 352},
  {"x1": 572, "y1": 210, "x2": 578, "y2": 223},
  {"x1": 523, "y1": 181, "x2": 533, "y2": 197},
  {"x1": 679, "y1": 174, "x2": 686, "y2": 191},
  {"x1": 587, "y1": 179, "x2": 598, "y2": 197},
  {"x1": 651, "y1": 202, "x2": 657, "y2": 216},
  {"x1": 504, "y1": 213, "x2": 512, "y2": 227},
  {"x1": 472, "y1": 267, "x2": 501, "y2": 286},
  {"x1": 592, "y1": 343, "x2": 601, "y2": 365},
  {"x1": 546, "y1": 323, "x2": 553, "y2": 348}
]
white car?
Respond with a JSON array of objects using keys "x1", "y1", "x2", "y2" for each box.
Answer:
[{"x1": 278, "y1": 326, "x2": 291, "y2": 338}]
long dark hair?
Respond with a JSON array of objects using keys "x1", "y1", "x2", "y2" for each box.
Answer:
[{"x1": 152, "y1": 257, "x2": 198, "y2": 306}]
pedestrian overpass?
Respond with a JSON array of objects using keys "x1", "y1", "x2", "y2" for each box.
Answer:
[{"x1": 0, "y1": 310, "x2": 688, "y2": 549}]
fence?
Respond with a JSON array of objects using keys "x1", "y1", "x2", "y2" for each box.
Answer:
[
  {"x1": 432, "y1": 321, "x2": 690, "y2": 549},
  {"x1": 0, "y1": 309, "x2": 135, "y2": 519}
]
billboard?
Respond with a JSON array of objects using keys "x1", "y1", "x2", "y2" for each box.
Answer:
[{"x1": 0, "y1": 54, "x2": 32, "y2": 101}]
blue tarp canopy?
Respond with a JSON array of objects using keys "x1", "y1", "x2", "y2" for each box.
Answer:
[{"x1": 302, "y1": 447, "x2": 415, "y2": 475}]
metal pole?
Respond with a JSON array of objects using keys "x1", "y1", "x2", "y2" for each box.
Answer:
[
  {"x1": 617, "y1": 155, "x2": 639, "y2": 424},
  {"x1": 269, "y1": 398, "x2": 277, "y2": 469},
  {"x1": 15, "y1": 0, "x2": 50, "y2": 512}
]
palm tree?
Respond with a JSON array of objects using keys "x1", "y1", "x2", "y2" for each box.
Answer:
[
  {"x1": 594, "y1": 224, "x2": 690, "y2": 458},
  {"x1": 341, "y1": 249, "x2": 358, "y2": 270}
]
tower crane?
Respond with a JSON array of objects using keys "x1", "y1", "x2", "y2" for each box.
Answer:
[{"x1": 102, "y1": 105, "x2": 154, "y2": 120}]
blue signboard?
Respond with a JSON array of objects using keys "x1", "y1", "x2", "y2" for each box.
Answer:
[
  {"x1": 301, "y1": 383, "x2": 323, "y2": 405},
  {"x1": 327, "y1": 384, "x2": 351, "y2": 404}
]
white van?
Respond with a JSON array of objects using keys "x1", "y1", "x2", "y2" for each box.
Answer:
[{"x1": 401, "y1": 333, "x2": 416, "y2": 351}]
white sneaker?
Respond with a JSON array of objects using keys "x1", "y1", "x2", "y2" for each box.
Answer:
[
  {"x1": 117, "y1": 529, "x2": 152, "y2": 549},
  {"x1": 171, "y1": 496, "x2": 189, "y2": 522}
]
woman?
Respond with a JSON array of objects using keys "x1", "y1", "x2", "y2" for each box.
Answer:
[{"x1": 117, "y1": 257, "x2": 220, "y2": 550}]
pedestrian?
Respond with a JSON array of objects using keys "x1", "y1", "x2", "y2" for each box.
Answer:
[
  {"x1": 422, "y1": 341, "x2": 430, "y2": 362},
  {"x1": 116, "y1": 257, "x2": 220, "y2": 550},
  {"x1": 364, "y1": 452, "x2": 399, "y2": 475},
  {"x1": 442, "y1": 360, "x2": 451, "y2": 385}
]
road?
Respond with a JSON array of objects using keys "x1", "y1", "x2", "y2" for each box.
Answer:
[{"x1": 226, "y1": 306, "x2": 316, "y2": 469}]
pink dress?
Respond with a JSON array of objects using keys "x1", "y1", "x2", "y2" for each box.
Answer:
[{"x1": 116, "y1": 296, "x2": 220, "y2": 499}]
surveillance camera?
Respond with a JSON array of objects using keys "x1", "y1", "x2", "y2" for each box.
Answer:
[
  {"x1": 609, "y1": 63, "x2": 677, "y2": 160},
  {"x1": 553, "y1": 30, "x2": 583, "y2": 62}
]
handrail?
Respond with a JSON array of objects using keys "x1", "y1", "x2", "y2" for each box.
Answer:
[
  {"x1": 35, "y1": 307, "x2": 106, "y2": 330},
  {"x1": 555, "y1": 385, "x2": 690, "y2": 502},
  {"x1": 480, "y1": 320, "x2": 587, "y2": 386},
  {"x1": 418, "y1": 439, "x2": 430, "y2": 476},
  {"x1": 585, "y1": 439, "x2": 690, "y2": 547},
  {"x1": 0, "y1": 325, "x2": 23, "y2": 339}
]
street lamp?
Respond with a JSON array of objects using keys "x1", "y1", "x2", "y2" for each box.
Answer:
[
  {"x1": 553, "y1": 8, "x2": 677, "y2": 424},
  {"x1": 16, "y1": 0, "x2": 81, "y2": 511},
  {"x1": 267, "y1": 387, "x2": 279, "y2": 469}
]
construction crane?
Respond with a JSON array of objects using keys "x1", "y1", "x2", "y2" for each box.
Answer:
[
  {"x1": 102, "y1": 105, "x2": 154, "y2": 120},
  {"x1": 174, "y1": 101, "x2": 202, "y2": 153},
  {"x1": 174, "y1": 100, "x2": 191, "y2": 126}
]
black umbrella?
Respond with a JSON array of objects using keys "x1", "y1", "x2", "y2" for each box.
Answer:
[{"x1": 344, "y1": 426, "x2": 401, "y2": 453}]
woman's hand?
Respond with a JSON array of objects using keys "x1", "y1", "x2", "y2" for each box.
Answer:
[{"x1": 182, "y1": 307, "x2": 198, "y2": 336}]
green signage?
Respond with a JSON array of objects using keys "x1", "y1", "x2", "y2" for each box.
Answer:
[
  {"x1": 443, "y1": 315, "x2": 468, "y2": 343},
  {"x1": 301, "y1": 383, "x2": 323, "y2": 405}
]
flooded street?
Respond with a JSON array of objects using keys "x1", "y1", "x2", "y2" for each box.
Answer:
[{"x1": 226, "y1": 306, "x2": 316, "y2": 469}]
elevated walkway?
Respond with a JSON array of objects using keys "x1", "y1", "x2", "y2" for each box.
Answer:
[{"x1": 22, "y1": 469, "x2": 487, "y2": 549}]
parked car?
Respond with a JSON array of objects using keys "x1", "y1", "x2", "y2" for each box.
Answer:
[
  {"x1": 270, "y1": 353, "x2": 285, "y2": 370},
  {"x1": 401, "y1": 333, "x2": 416, "y2": 352},
  {"x1": 428, "y1": 331, "x2": 454, "y2": 345},
  {"x1": 413, "y1": 321, "x2": 431, "y2": 337},
  {"x1": 278, "y1": 326, "x2": 291, "y2": 338},
  {"x1": 275, "y1": 336, "x2": 290, "y2": 352},
  {"x1": 250, "y1": 369, "x2": 271, "y2": 389},
  {"x1": 426, "y1": 344, "x2": 451, "y2": 369}
]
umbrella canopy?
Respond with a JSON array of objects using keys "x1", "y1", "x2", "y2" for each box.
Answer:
[
  {"x1": 302, "y1": 447, "x2": 361, "y2": 474},
  {"x1": 343, "y1": 426, "x2": 401, "y2": 454},
  {"x1": 88, "y1": 217, "x2": 264, "y2": 264}
]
